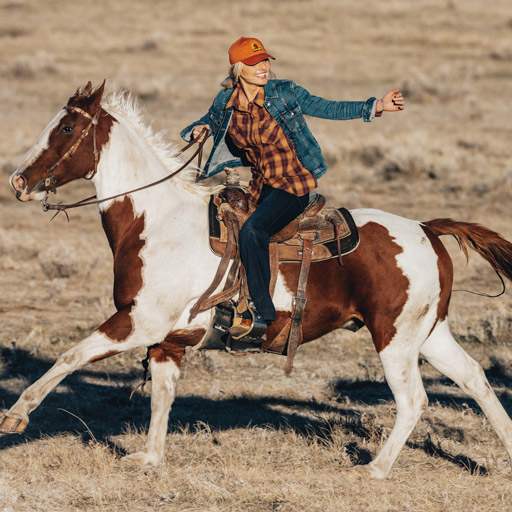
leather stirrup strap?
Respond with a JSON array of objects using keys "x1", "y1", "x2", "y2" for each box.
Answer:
[
  {"x1": 197, "y1": 220, "x2": 244, "y2": 314},
  {"x1": 236, "y1": 265, "x2": 251, "y2": 314},
  {"x1": 188, "y1": 213, "x2": 240, "y2": 322},
  {"x1": 284, "y1": 234, "x2": 315, "y2": 375},
  {"x1": 221, "y1": 219, "x2": 242, "y2": 293},
  {"x1": 268, "y1": 242, "x2": 279, "y2": 298}
]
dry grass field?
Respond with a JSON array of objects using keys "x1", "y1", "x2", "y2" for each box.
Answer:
[{"x1": 2, "y1": 0, "x2": 512, "y2": 510}]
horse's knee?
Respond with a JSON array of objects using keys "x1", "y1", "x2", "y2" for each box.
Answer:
[
  {"x1": 457, "y1": 360, "x2": 491, "y2": 397},
  {"x1": 398, "y1": 388, "x2": 428, "y2": 418},
  {"x1": 385, "y1": 362, "x2": 428, "y2": 418}
]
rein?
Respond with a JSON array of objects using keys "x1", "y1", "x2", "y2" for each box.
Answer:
[{"x1": 41, "y1": 117, "x2": 209, "y2": 219}]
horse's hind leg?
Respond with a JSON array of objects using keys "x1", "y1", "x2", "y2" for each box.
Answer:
[
  {"x1": 349, "y1": 338, "x2": 429, "y2": 479},
  {"x1": 420, "y1": 320, "x2": 512, "y2": 461}
]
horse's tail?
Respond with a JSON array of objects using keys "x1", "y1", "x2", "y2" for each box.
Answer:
[{"x1": 424, "y1": 218, "x2": 512, "y2": 283}]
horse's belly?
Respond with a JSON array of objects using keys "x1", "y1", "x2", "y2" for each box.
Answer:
[{"x1": 267, "y1": 258, "x2": 352, "y2": 344}]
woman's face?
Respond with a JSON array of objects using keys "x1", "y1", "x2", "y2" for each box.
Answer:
[{"x1": 240, "y1": 59, "x2": 270, "y2": 87}]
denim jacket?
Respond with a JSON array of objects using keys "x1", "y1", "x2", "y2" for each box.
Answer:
[{"x1": 180, "y1": 79, "x2": 376, "y2": 180}]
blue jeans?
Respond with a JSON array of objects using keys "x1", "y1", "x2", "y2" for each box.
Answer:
[{"x1": 239, "y1": 185, "x2": 310, "y2": 323}]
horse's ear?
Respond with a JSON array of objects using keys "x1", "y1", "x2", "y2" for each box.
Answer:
[
  {"x1": 84, "y1": 81, "x2": 93, "y2": 96},
  {"x1": 68, "y1": 80, "x2": 96, "y2": 107},
  {"x1": 89, "y1": 80, "x2": 106, "y2": 110}
]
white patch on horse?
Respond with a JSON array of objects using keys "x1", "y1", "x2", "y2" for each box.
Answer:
[
  {"x1": 13, "y1": 110, "x2": 66, "y2": 175},
  {"x1": 92, "y1": 103, "x2": 221, "y2": 343},
  {"x1": 272, "y1": 271, "x2": 295, "y2": 312},
  {"x1": 172, "y1": 299, "x2": 212, "y2": 333}
]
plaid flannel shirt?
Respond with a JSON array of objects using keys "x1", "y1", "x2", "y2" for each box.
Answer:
[{"x1": 226, "y1": 87, "x2": 317, "y2": 203}]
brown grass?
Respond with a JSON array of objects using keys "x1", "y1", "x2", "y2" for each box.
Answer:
[{"x1": 2, "y1": 0, "x2": 512, "y2": 510}]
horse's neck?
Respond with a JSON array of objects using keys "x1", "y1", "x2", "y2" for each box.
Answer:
[
  {"x1": 93, "y1": 121, "x2": 173, "y2": 197},
  {"x1": 93, "y1": 119, "x2": 209, "y2": 251}
]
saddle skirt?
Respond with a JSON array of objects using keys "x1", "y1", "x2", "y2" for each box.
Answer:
[{"x1": 208, "y1": 186, "x2": 360, "y2": 263}]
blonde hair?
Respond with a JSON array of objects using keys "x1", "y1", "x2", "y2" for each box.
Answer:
[{"x1": 221, "y1": 61, "x2": 276, "y2": 89}]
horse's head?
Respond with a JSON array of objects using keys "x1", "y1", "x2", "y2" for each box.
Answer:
[{"x1": 10, "y1": 81, "x2": 112, "y2": 201}]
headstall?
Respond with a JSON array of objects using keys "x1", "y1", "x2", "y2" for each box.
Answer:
[{"x1": 44, "y1": 105, "x2": 100, "y2": 194}]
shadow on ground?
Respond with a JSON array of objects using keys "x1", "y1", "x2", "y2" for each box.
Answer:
[
  {"x1": 331, "y1": 374, "x2": 512, "y2": 476},
  {"x1": 2, "y1": 346, "x2": 509, "y2": 475}
]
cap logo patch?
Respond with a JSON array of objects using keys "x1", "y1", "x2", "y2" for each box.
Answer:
[{"x1": 250, "y1": 41, "x2": 263, "y2": 53}]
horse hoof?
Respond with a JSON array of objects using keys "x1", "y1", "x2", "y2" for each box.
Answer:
[
  {"x1": 346, "y1": 463, "x2": 387, "y2": 480},
  {"x1": 0, "y1": 415, "x2": 29, "y2": 434},
  {"x1": 122, "y1": 451, "x2": 161, "y2": 467}
]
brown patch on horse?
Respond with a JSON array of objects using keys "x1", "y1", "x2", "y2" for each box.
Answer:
[
  {"x1": 273, "y1": 221, "x2": 409, "y2": 353},
  {"x1": 88, "y1": 350, "x2": 120, "y2": 364},
  {"x1": 149, "y1": 329, "x2": 207, "y2": 367},
  {"x1": 98, "y1": 197, "x2": 145, "y2": 341},
  {"x1": 267, "y1": 257, "x2": 353, "y2": 344},
  {"x1": 97, "y1": 309, "x2": 135, "y2": 342},
  {"x1": 421, "y1": 225, "x2": 453, "y2": 323}
]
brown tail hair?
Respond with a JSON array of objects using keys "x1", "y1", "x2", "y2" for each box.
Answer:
[{"x1": 424, "y1": 218, "x2": 512, "y2": 284}]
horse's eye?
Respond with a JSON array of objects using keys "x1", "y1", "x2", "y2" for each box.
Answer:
[{"x1": 61, "y1": 126, "x2": 74, "y2": 134}]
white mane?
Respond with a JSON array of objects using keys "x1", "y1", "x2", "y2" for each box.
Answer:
[{"x1": 102, "y1": 90, "x2": 221, "y2": 198}]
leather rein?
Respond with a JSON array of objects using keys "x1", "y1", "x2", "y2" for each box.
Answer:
[{"x1": 41, "y1": 106, "x2": 208, "y2": 219}]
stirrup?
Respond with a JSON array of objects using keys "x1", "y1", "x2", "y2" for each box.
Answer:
[{"x1": 229, "y1": 301, "x2": 267, "y2": 341}]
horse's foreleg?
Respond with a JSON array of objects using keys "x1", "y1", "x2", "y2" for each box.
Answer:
[
  {"x1": 123, "y1": 344, "x2": 185, "y2": 466},
  {"x1": 0, "y1": 309, "x2": 154, "y2": 433},
  {"x1": 420, "y1": 321, "x2": 512, "y2": 462},
  {"x1": 349, "y1": 341, "x2": 428, "y2": 479}
]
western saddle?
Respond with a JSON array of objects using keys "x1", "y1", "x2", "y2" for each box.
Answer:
[{"x1": 189, "y1": 170, "x2": 359, "y2": 374}]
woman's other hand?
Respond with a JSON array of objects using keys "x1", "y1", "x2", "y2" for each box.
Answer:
[
  {"x1": 376, "y1": 89, "x2": 404, "y2": 114},
  {"x1": 192, "y1": 124, "x2": 211, "y2": 142}
]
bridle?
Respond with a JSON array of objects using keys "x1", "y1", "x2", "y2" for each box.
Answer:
[
  {"x1": 41, "y1": 106, "x2": 208, "y2": 219},
  {"x1": 44, "y1": 106, "x2": 101, "y2": 194}
]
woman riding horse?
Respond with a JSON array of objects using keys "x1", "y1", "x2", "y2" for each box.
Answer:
[
  {"x1": 181, "y1": 36, "x2": 405, "y2": 339},
  {"x1": 7, "y1": 80, "x2": 512, "y2": 476}
]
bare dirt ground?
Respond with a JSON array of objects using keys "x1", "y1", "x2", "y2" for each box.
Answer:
[{"x1": 2, "y1": 0, "x2": 512, "y2": 510}]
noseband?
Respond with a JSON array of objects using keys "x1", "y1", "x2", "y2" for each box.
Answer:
[{"x1": 44, "y1": 106, "x2": 100, "y2": 194}]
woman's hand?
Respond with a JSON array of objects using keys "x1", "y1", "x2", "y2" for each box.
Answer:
[
  {"x1": 192, "y1": 124, "x2": 211, "y2": 142},
  {"x1": 376, "y1": 89, "x2": 404, "y2": 114}
]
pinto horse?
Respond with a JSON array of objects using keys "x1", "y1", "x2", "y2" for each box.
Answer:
[{"x1": 4, "y1": 81, "x2": 512, "y2": 479}]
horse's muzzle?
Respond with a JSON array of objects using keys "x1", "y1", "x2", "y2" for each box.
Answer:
[{"x1": 10, "y1": 173, "x2": 37, "y2": 202}]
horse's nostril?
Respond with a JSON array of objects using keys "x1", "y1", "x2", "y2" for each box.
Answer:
[{"x1": 13, "y1": 175, "x2": 26, "y2": 191}]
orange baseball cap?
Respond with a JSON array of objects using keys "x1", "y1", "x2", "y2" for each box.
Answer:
[{"x1": 228, "y1": 37, "x2": 275, "y2": 65}]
